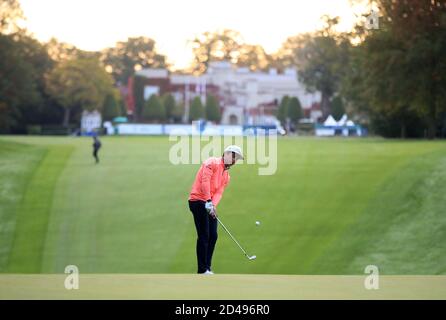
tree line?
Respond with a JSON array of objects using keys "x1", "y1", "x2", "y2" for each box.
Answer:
[
  {"x1": 187, "y1": 1, "x2": 446, "y2": 138},
  {"x1": 1, "y1": 0, "x2": 445, "y2": 138},
  {"x1": 138, "y1": 93, "x2": 221, "y2": 123},
  {"x1": 281, "y1": 1, "x2": 446, "y2": 138}
]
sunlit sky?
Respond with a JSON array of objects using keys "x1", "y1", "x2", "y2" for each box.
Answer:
[{"x1": 20, "y1": 0, "x2": 367, "y2": 69}]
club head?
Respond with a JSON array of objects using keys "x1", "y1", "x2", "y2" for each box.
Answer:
[{"x1": 247, "y1": 255, "x2": 256, "y2": 260}]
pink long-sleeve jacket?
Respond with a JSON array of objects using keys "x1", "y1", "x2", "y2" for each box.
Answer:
[{"x1": 189, "y1": 157, "x2": 230, "y2": 207}]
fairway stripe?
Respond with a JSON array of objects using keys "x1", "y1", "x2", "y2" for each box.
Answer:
[{"x1": 7, "y1": 146, "x2": 73, "y2": 273}]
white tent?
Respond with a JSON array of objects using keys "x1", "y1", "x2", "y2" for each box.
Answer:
[
  {"x1": 317, "y1": 114, "x2": 363, "y2": 137},
  {"x1": 346, "y1": 120, "x2": 355, "y2": 126},
  {"x1": 323, "y1": 115, "x2": 338, "y2": 126},
  {"x1": 337, "y1": 114, "x2": 348, "y2": 126}
]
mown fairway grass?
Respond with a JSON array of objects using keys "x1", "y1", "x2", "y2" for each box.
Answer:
[
  {"x1": 1, "y1": 274, "x2": 446, "y2": 299},
  {"x1": 0, "y1": 136, "x2": 445, "y2": 275}
]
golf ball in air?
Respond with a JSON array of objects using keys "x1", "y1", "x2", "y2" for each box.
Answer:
[{"x1": 256, "y1": 221, "x2": 260, "y2": 226}]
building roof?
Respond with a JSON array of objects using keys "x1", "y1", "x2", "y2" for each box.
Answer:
[{"x1": 135, "y1": 69, "x2": 169, "y2": 79}]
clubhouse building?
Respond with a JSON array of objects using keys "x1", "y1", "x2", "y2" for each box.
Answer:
[{"x1": 126, "y1": 61, "x2": 322, "y2": 126}]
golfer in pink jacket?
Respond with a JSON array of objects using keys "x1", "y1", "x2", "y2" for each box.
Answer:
[{"x1": 188, "y1": 145, "x2": 244, "y2": 274}]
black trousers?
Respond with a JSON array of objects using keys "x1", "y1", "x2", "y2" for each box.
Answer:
[
  {"x1": 93, "y1": 148, "x2": 99, "y2": 163},
  {"x1": 188, "y1": 200, "x2": 218, "y2": 273}
]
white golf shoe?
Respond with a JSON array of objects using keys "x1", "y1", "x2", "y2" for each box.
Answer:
[{"x1": 203, "y1": 270, "x2": 214, "y2": 275}]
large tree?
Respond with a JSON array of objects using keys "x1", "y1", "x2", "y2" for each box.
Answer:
[
  {"x1": 189, "y1": 29, "x2": 274, "y2": 74},
  {"x1": 189, "y1": 29, "x2": 243, "y2": 74},
  {"x1": 277, "y1": 96, "x2": 290, "y2": 126},
  {"x1": 0, "y1": 32, "x2": 56, "y2": 133},
  {"x1": 344, "y1": 0, "x2": 446, "y2": 138},
  {"x1": 171, "y1": 102, "x2": 185, "y2": 123},
  {"x1": 0, "y1": 34, "x2": 38, "y2": 132},
  {"x1": 44, "y1": 37, "x2": 95, "y2": 62},
  {"x1": 143, "y1": 94, "x2": 165, "y2": 123},
  {"x1": 287, "y1": 97, "x2": 303, "y2": 125},
  {"x1": 278, "y1": 17, "x2": 350, "y2": 118},
  {"x1": 101, "y1": 37, "x2": 167, "y2": 84},
  {"x1": 162, "y1": 93, "x2": 176, "y2": 122},
  {"x1": 205, "y1": 95, "x2": 221, "y2": 123},
  {"x1": 189, "y1": 96, "x2": 204, "y2": 122},
  {"x1": 45, "y1": 58, "x2": 115, "y2": 127},
  {"x1": 236, "y1": 44, "x2": 272, "y2": 71},
  {"x1": 331, "y1": 96, "x2": 345, "y2": 121},
  {"x1": 0, "y1": 0, "x2": 24, "y2": 34},
  {"x1": 378, "y1": 0, "x2": 446, "y2": 139}
]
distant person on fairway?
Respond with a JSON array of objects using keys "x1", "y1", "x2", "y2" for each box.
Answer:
[
  {"x1": 188, "y1": 145, "x2": 244, "y2": 274},
  {"x1": 92, "y1": 135, "x2": 101, "y2": 164}
]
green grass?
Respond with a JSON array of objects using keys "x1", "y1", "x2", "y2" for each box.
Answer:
[
  {"x1": 1, "y1": 274, "x2": 445, "y2": 299},
  {"x1": 0, "y1": 136, "x2": 445, "y2": 275},
  {"x1": 0, "y1": 140, "x2": 46, "y2": 270},
  {"x1": 7, "y1": 145, "x2": 73, "y2": 272}
]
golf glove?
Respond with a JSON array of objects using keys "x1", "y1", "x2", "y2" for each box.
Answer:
[{"x1": 205, "y1": 200, "x2": 214, "y2": 214}]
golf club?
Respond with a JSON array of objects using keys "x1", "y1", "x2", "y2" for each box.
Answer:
[{"x1": 216, "y1": 217, "x2": 256, "y2": 260}]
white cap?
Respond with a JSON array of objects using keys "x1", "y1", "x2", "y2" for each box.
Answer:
[{"x1": 224, "y1": 145, "x2": 244, "y2": 160}]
